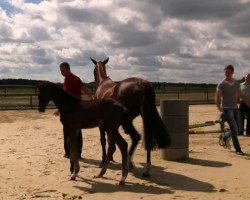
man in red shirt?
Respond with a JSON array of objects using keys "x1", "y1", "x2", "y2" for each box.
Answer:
[{"x1": 55, "y1": 62, "x2": 93, "y2": 158}]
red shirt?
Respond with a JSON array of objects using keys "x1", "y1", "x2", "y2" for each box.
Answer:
[{"x1": 63, "y1": 73, "x2": 84, "y2": 98}]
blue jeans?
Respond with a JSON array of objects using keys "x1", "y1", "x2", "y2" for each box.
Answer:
[{"x1": 223, "y1": 108, "x2": 242, "y2": 152}]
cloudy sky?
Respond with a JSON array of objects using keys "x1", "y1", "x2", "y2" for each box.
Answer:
[{"x1": 0, "y1": 0, "x2": 249, "y2": 84}]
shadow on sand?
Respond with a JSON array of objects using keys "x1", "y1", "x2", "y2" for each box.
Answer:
[
  {"x1": 178, "y1": 157, "x2": 232, "y2": 167},
  {"x1": 76, "y1": 157, "x2": 217, "y2": 194},
  {"x1": 74, "y1": 176, "x2": 174, "y2": 195}
]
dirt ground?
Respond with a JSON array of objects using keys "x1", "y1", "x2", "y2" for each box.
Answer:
[{"x1": 0, "y1": 105, "x2": 250, "y2": 200}]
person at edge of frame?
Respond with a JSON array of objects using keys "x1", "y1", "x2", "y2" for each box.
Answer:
[
  {"x1": 215, "y1": 65, "x2": 250, "y2": 156},
  {"x1": 239, "y1": 73, "x2": 250, "y2": 136}
]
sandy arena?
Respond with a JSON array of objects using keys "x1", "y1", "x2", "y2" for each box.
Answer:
[{"x1": 0, "y1": 105, "x2": 250, "y2": 200}]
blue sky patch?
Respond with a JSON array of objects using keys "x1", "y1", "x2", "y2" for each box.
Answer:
[
  {"x1": 25, "y1": 0, "x2": 44, "y2": 3},
  {"x1": 0, "y1": 0, "x2": 15, "y2": 15}
]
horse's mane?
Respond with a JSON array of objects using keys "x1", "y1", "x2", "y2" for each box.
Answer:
[
  {"x1": 40, "y1": 82, "x2": 81, "y2": 108},
  {"x1": 53, "y1": 83, "x2": 81, "y2": 105}
]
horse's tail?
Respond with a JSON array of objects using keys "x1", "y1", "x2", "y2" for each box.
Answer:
[{"x1": 141, "y1": 84, "x2": 171, "y2": 150}]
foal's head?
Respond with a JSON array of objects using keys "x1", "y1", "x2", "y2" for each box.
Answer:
[{"x1": 37, "y1": 82, "x2": 57, "y2": 112}]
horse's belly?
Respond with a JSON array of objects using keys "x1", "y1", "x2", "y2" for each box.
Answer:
[
  {"x1": 80, "y1": 119, "x2": 101, "y2": 129},
  {"x1": 61, "y1": 114, "x2": 101, "y2": 129}
]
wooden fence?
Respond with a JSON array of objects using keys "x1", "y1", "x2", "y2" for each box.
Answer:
[{"x1": 0, "y1": 85, "x2": 215, "y2": 110}]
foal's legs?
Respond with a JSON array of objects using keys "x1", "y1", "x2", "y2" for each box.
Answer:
[
  {"x1": 97, "y1": 134, "x2": 116, "y2": 177},
  {"x1": 99, "y1": 126, "x2": 106, "y2": 167},
  {"x1": 76, "y1": 129, "x2": 83, "y2": 159},
  {"x1": 99, "y1": 126, "x2": 116, "y2": 167},
  {"x1": 122, "y1": 120, "x2": 141, "y2": 169},
  {"x1": 63, "y1": 126, "x2": 70, "y2": 158},
  {"x1": 97, "y1": 129, "x2": 128, "y2": 185},
  {"x1": 68, "y1": 129, "x2": 80, "y2": 180},
  {"x1": 143, "y1": 150, "x2": 151, "y2": 177}
]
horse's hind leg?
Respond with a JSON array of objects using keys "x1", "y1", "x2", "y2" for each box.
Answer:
[
  {"x1": 142, "y1": 150, "x2": 151, "y2": 177},
  {"x1": 122, "y1": 120, "x2": 140, "y2": 169},
  {"x1": 104, "y1": 129, "x2": 128, "y2": 185},
  {"x1": 113, "y1": 130, "x2": 128, "y2": 185},
  {"x1": 70, "y1": 161, "x2": 74, "y2": 174}
]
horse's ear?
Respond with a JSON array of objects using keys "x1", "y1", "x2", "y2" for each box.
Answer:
[
  {"x1": 90, "y1": 57, "x2": 97, "y2": 65},
  {"x1": 103, "y1": 57, "x2": 109, "y2": 64}
]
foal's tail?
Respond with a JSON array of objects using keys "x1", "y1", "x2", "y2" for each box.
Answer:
[{"x1": 141, "y1": 84, "x2": 171, "y2": 150}]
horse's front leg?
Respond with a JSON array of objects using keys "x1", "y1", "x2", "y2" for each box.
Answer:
[
  {"x1": 99, "y1": 126, "x2": 116, "y2": 168},
  {"x1": 68, "y1": 129, "x2": 80, "y2": 180},
  {"x1": 142, "y1": 150, "x2": 151, "y2": 177}
]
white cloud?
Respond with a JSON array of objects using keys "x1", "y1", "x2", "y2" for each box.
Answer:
[{"x1": 0, "y1": 0, "x2": 249, "y2": 83}]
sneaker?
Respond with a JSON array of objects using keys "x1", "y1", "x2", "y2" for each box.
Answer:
[{"x1": 235, "y1": 151, "x2": 245, "y2": 156}]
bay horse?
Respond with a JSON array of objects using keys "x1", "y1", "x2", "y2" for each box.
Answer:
[
  {"x1": 91, "y1": 57, "x2": 171, "y2": 176},
  {"x1": 37, "y1": 82, "x2": 128, "y2": 185}
]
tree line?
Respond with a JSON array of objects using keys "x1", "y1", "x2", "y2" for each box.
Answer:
[{"x1": 0, "y1": 78, "x2": 219, "y2": 92}]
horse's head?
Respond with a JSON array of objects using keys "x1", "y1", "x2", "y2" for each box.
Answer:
[
  {"x1": 37, "y1": 81, "x2": 54, "y2": 112},
  {"x1": 91, "y1": 57, "x2": 109, "y2": 85}
]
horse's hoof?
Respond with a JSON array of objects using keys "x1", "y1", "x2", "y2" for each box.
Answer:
[
  {"x1": 70, "y1": 173, "x2": 77, "y2": 180},
  {"x1": 119, "y1": 170, "x2": 128, "y2": 185},
  {"x1": 99, "y1": 163, "x2": 103, "y2": 168},
  {"x1": 94, "y1": 174, "x2": 102, "y2": 178}
]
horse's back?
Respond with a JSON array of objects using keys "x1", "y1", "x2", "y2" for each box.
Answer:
[
  {"x1": 117, "y1": 77, "x2": 153, "y2": 94},
  {"x1": 113, "y1": 77, "x2": 154, "y2": 117},
  {"x1": 95, "y1": 80, "x2": 116, "y2": 99}
]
